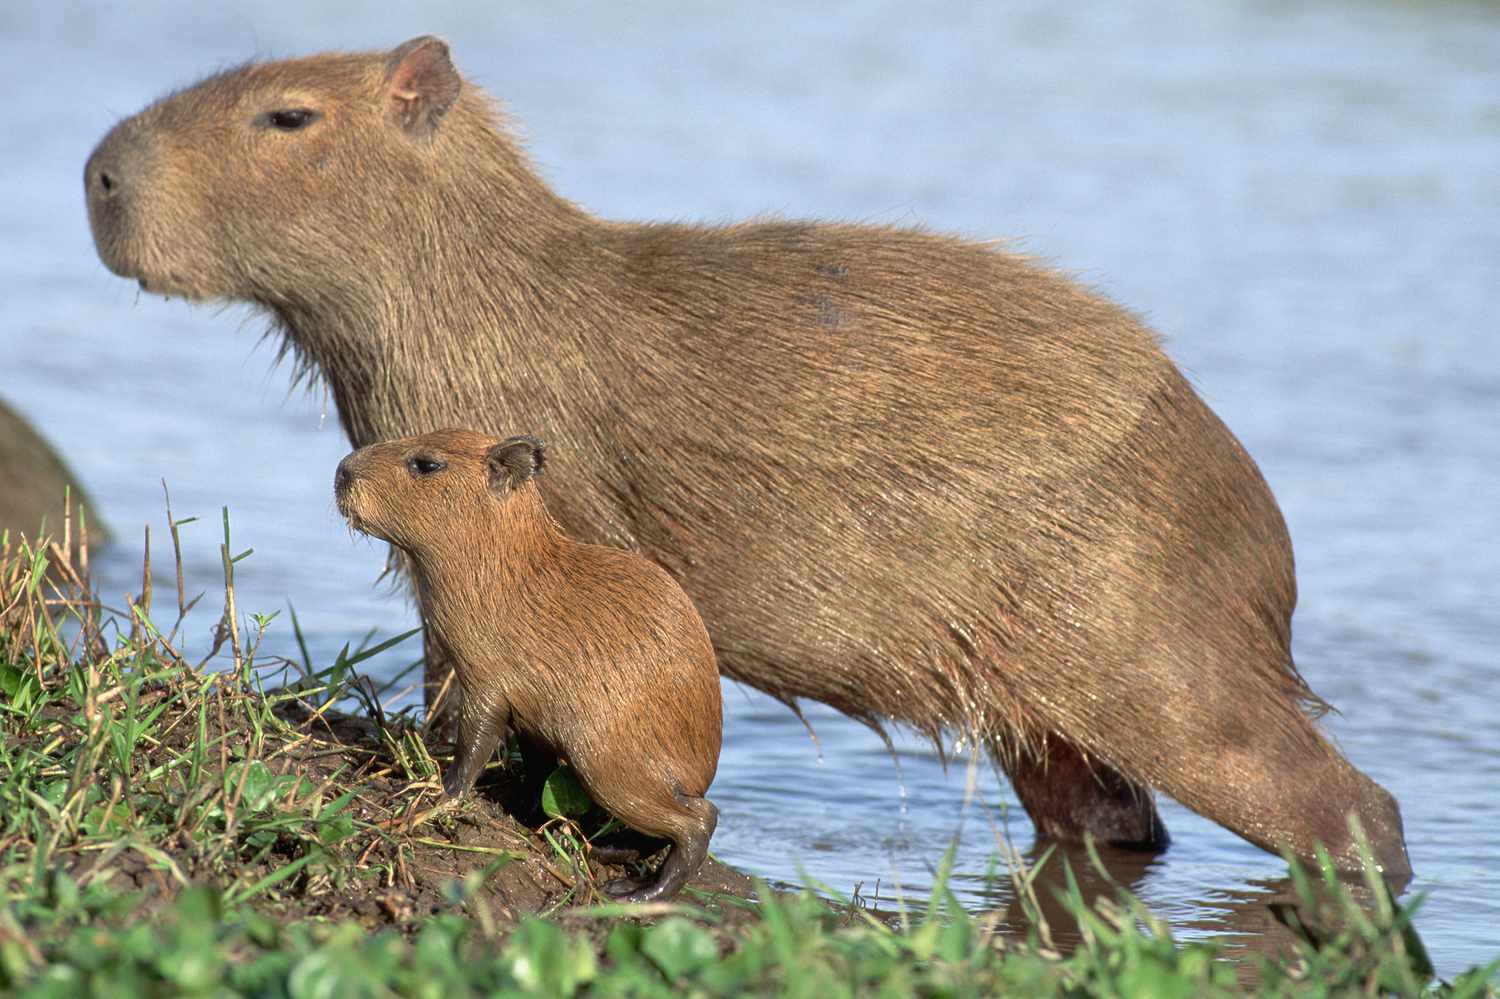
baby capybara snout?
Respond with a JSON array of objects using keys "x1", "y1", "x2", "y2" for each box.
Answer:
[{"x1": 336, "y1": 428, "x2": 722, "y2": 902}]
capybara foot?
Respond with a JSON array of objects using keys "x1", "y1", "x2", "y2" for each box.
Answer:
[
  {"x1": 600, "y1": 797, "x2": 717, "y2": 903},
  {"x1": 602, "y1": 876, "x2": 651, "y2": 900},
  {"x1": 441, "y1": 767, "x2": 469, "y2": 799},
  {"x1": 600, "y1": 861, "x2": 686, "y2": 904}
]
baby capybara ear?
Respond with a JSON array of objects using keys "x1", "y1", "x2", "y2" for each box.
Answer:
[{"x1": 486, "y1": 435, "x2": 546, "y2": 493}]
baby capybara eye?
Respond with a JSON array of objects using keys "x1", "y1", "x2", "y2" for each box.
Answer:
[{"x1": 406, "y1": 455, "x2": 446, "y2": 477}]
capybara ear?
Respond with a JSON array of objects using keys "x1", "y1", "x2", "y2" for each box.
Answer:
[
  {"x1": 486, "y1": 436, "x2": 546, "y2": 494},
  {"x1": 384, "y1": 36, "x2": 461, "y2": 140}
]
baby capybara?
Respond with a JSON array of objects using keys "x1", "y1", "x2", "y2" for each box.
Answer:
[
  {"x1": 87, "y1": 36, "x2": 1408, "y2": 876},
  {"x1": 335, "y1": 429, "x2": 722, "y2": 902}
]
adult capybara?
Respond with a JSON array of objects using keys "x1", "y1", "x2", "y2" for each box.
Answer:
[
  {"x1": 335, "y1": 429, "x2": 722, "y2": 902},
  {"x1": 84, "y1": 35, "x2": 1409, "y2": 876},
  {"x1": 0, "y1": 398, "x2": 107, "y2": 557}
]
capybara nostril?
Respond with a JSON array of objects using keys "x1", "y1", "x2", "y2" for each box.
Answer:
[{"x1": 85, "y1": 144, "x2": 122, "y2": 200}]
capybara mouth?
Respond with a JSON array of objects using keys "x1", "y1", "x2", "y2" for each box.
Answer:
[
  {"x1": 335, "y1": 489, "x2": 382, "y2": 542},
  {"x1": 96, "y1": 245, "x2": 214, "y2": 301},
  {"x1": 338, "y1": 505, "x2": 372, "y2": 539},
  {"x1": 133, "y1": 269, "x2": 217, "y2": 302},
  {"x1": 88, "y1": 215, "x2": 218, "y2": 301},
  {"x1": 334, "y1": 490, "x2": 357, "y2": 527}
]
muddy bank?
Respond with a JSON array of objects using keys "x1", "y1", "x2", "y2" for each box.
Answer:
[{"x1": 17, "y1": 675, "x2": 758, "y2": 934}]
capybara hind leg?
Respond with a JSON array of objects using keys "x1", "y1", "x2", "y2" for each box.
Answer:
[
  {"x1": 1002, "y1": 736, "x2": 1169, "y2": 850},
  {"x1": 605, "y1": 797, "x2": 718, "y2": 903}
]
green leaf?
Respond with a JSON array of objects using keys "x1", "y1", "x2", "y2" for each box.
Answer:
[
  {"x1": 506, "y1": 918, "x2": 597, "y2": 996},
  {"x1": 603, "y1": 921, "x2": 645, "y2": 966},
  {"x1": 230, "y1": 759, "x2": 276, "y2": 810},
  {"x1": 26, "y1": 554, "x2": 49, "y2": 593},
  {"x1": 540, "y1": 766, "x2": 592, "y2": 820},
  {"x1": 39, "y1": 778, "x2": 69, "y2": 807},
  {"x1": 0, "y1": 663, "x2": 28, "y2": 698},
  {"x1": 175, "y1": 886, "x2": 223, "y2": 927},
  {"x1": 641, "y1": 918, "x2": 718, "y2": 981}
]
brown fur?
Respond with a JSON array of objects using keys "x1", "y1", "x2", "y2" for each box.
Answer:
[
  {"x1": 85, "y1": 36, "x2": 1409, "y2": 876},
  {"x1": 335, "y1": 429, "x2": 722, "y2": 902},
  {"x1": 0, "y1": 398, "x2": 107, "y2": 556}
]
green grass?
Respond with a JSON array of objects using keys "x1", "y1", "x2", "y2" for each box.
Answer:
[{"x1": 1, "y1": 510, "x2": 1497, "y2": 997}]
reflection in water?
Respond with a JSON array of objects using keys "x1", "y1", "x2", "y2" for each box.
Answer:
[{"x1": 946, "y1": 839, "x2": 1415, "y2": 985}]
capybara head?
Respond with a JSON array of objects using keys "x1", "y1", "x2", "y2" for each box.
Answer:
[
  {"x1": 85, "y1": 36, "x2": 471, "y2": 302},
  {"x1": 335, "y1": 428, "x2": 544, "y2": 554}
]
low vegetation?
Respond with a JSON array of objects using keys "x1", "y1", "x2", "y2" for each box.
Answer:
[{"x1": 1, "y1": 504, "x2": 1494, "y2": 996}]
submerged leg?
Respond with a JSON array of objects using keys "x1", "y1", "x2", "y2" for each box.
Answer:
[
  {"x1": 1001, "y1": 734, "x2": 1169, "y2": 850},
  {"x1": 1145, "y1": 702, "x2": 1410, "y2": 878},
  {"x1": 603, "y1": 796, "x2": 719, "y2": 903}
]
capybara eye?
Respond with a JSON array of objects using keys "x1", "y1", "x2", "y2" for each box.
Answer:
[
  {"x1": 259, "y1": 108, "x2": 321, "y2": 131},
  {"x1": 407, "y1": 455, "x2": 447, "y2": 477}
]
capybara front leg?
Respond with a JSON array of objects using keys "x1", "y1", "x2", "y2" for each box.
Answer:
[
  {"x1": 1149, "y1": 709, "x2": 1410, "y2": 878},
  {"x1": 605, "y1": 796, "x2": 718, "y2": 903},
  {"x1": 1001, "y1": 735, "x2": 1169, "y2": 850},
  {"x1": 443, "y1": 706, "x2": 507, "y2": 798}
]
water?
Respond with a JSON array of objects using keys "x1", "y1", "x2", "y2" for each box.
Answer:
[{"x1": 5, "y1": 0, "x2": 1498, "y2": 974}]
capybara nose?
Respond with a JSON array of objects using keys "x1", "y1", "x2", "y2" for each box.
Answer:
[
  {"x1": 85, "y1": 119, "x2": 154, "y2": 210},
  {"x1": 85, "y1": 144, "x2": 122, "y2": 202},
  {"x1": 334, "y1": 459, "x2": 353, "y2": 498}
]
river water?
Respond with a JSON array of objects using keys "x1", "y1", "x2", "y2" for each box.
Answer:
[{"x1": 4, "y1": 0, "x2": 1497, "y2": 975}]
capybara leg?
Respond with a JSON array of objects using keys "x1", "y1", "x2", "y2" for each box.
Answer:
[
  {"x1": 1150, "y1": 712, "x2": 1410, "y2": 878},
  {"x1": 604, "y1": 796, "x2": 718, "y2": 903},
  {"x1": 1002, "y1": 735, "x2": 1169, "y2": 850},
  {"x1": 443, "y1": 708, "x2": 506, "y2": 798}
]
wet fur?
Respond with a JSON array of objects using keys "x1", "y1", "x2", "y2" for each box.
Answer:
[{"x1": 85, "y1": 37, "x2": 1409, "y2": 875}]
